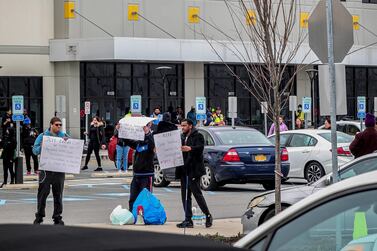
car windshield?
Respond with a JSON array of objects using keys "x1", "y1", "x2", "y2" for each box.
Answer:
[
  {"x1": 318, "y1": 132, "x2": 354, "y2": 143},
  {"x1": 214, "y1": 130, "x2": 272, "y2": 145}
]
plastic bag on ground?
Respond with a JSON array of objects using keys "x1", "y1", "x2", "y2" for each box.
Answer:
[
  {"x1": 110, "y1": 205, "x2": 135, "y2": 225},
  {"x1": 132, "y1": 188, "x2": 167, "y2": 225}
]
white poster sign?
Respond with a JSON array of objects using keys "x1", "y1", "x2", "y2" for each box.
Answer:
[
  {"x1": 39, "y1": 136, "x2": 84, "y2": 174},
  {"x1": 154, "y1": 130, "x2": 184, "y2": 170},
  {"x1": 118, "y1": 117, "x2": 156, "y2": 141}
]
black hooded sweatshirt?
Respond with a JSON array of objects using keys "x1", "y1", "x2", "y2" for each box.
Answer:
[{"x1": 125, "y1": 133, "x2": 155, "y2": 175}]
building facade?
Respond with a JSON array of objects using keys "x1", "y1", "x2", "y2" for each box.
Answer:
[{"x1": 1, "y1": 0, "x2": 377, "y2": 139}]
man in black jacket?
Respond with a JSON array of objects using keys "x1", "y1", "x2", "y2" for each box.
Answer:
[
  {"x1": 176, "y1": 119, "x2": 212, "y2": 228},
  {"x1": 123, "y1": 124, "x2": 155, "y2": 211}
]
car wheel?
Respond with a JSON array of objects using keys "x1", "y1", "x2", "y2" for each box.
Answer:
[
  {"x1": 305, "y1": 161, "x2": 325, "y2": 184},
  {"x1": 153, "y1": 162, "x2": 170, "y2": 187},
  {"x1": 262, "y1": 182, "x2": 275, "y2": 190},
  {"x1": 261, "y1": 205, "x2": 289, "y2": 225},
  {"x1": 200, "y1": 164, "x2": 218, "y2": 191}
]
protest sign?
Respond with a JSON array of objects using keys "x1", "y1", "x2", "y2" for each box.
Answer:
[
  {"x1": 39, "y1": 136, "x2": 84, "y2": 174},
  {"x1": 154, "y1": 130, "x2": 184, "y2": 170},
  {"x1": 118, "y1": 117, "x2": 155, "y2": 141}
]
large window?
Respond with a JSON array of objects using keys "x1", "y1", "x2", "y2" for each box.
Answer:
[
  {"x1": 0, "y1": 77, "x2": 43, "y2": 136},
  {"x1": 204, "y1": 64, "x2": 296, "y2": 130},
  {"x1": 80, "y1": 62, "x2": 184, "y2": 140},
  {"x1": 345, "y1": 66, "x2": 377, "y2": 119}
]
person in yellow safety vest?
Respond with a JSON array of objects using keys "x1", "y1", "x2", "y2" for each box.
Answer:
[
  {"x1": 296, "y1": 104, "x2": 305, "y2": 122},
  {"x1": 212, "y1": 107, "x2": 225, "y2": 126},
  {"x1": 125, "y1": 111, "x2": 132, "y2": 118}
]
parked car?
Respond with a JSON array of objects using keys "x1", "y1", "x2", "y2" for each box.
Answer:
[
  {"x1": 268, "y1": 129, "x2": 354, "y2": 183},
  {"x1": 241, "y1": 152, "x2": 377, "y2": 234},
  {"x1": 235, "y1": 170, "x2": 377, "y2": 250},
  {"x1": 154, "y1": 126, "x2": 290, "y2": 191},
  {"x1": 318, "y1": 120, "x2": 365, "y2": 135}
]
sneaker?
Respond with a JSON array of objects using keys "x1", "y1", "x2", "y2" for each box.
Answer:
[
  {"x1": 34, "y1": 171, "x2": 40, "y2": 175},
  {"x1": 176, "y1": 220, "x2": 194, "y2": 228},
  {"x1": 118, "y1": 170, "x2": 122, "y2": 173},
  {"x1": 94, "y1": 167, "x2": 103, "y2": 172},
  {"x1": 0, "y1": 183, "x2": 4, "y2": 189},
  {"x1": 205, "y1": 214, "x2": 213, "y2": 228},
  {"x1": 26, "y1": 171, "x2": 32, "y2": 176},
  {"x1": 81, "y1": 166, "x2": 88, "y2": 170},
  {"x1": 33, "y1": 218, "x2": 43, "y2": 225},
  {"x1": 54, "y1": 219, "x2": 65, "y2": 226}
]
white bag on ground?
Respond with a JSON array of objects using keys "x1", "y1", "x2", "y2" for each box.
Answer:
[{"x1": 110, "y1": 205, "x2": 135, "y2": 225}]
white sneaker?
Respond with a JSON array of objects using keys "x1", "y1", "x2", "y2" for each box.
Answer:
[{"x1": 118, "y1": 170, "x2": 122, "y2": 173}]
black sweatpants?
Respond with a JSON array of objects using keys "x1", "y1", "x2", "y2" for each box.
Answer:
[
  {"x1": 35, "y1": 171, "x2": 65, "y2": 221},
  {"x1": 24, "y1": 145, "x2": 39, "y2": 172},
  {"x1": 180, "y1": 175, "x2": 210, "y2": 221},
  {"x1": 84, "y1": 141, "x2": 101, "y2": 167},
  {"x1": 2, "y1": 155, "x2": 15, "y2": 184},
  {"x1": 129, "y1": 175, "x2": 153, "y2": 211}
]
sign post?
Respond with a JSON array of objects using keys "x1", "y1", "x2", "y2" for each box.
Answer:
[
  {"x1": 289, "y1": 96, "x2": 297, "y2": 130},
  {"x1": 357, "y1": 96, "x2": 366, "y2": 130},
  {"x1": 56, "y1": 95, "x2": 66, "y2": 133},
  {"x1": 84, "y1": 101, "x2": 90, "y2": 143},
  {"x1": 195, "y1": 97, "x2": 207, "y2": 126},
  {"x1": 374, "y1": 97, "x2": 377, "y2": 118},
  {"x1": 302, "y1": 97, "x2": 312, "y2": 129},
  {"x1": 228, "y1": 96, "x2": 237, "y2": 128},
  {"x1": 261, "y1": 102, "x2": 268, "y2": 136},
  {"x1": 12, "y1": 95, "x2": 24, "y2": 184},
  {"x1": 130, "y1": 95, "x2": 142, "y2": 116}
]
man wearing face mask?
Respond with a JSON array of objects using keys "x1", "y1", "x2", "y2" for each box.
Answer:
[
  {"x1": 118, "y1": 123, "x2": 155, "y2": 211},
  {"x1": 295, "y1": 104, "x2": 305, "y2": 123}
]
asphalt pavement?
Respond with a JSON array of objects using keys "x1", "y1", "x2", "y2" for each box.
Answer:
[{"x1": 0, "y1": 153, "x2": 307, "y2": 235}]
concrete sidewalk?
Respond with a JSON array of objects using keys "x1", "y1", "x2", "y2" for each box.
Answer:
[{"x1": 75, "y1": 218, "x2": 242, "y2": 237}]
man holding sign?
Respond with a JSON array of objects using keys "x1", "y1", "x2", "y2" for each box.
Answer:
[
  {"x1": 176, "y1": 119, "x2": 212, "y2": 228},
  {"x1": 32, "y1": 117, "x2": 70, "y2": 225}
]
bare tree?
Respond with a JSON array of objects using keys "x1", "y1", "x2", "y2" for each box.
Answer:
[{"x1": 196, "y1": 0, "x2": 311, "y2": 214}]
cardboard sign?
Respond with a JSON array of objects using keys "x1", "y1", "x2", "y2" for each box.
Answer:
[
  {"x1": 39, "y1": 136, "x2": 84, "y2": 174},
  {"x1": 154, "y1": 130, "x2": 184, "y2": 170},
  {"x1": 118, "y1": 117, "x2": 156, "y2": 141}
]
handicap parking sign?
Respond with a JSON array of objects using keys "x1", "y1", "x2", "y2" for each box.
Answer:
[
  {"x1": 302, "y1": 97, "x2": 312, "y2": 114},
  {"x1": 12, "y1": 96, "x2": 24, "y2": 115},
  {"x1": 133, "y1": 103, "x2": 139, "y2": 110},
  {"x1": 130, "y1": 95, "x2": 142, "y2": 114},
  {"x1": 196, "y1": 97, "x2": 206, "y2": 115}
]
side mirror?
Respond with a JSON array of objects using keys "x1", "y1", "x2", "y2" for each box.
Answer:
[{"x1": 325, "y1": 175, "x2": 333, "y2": 186}]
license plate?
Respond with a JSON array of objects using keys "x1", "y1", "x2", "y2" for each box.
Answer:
[{"x1": 255, "y1": 155, "x2": 267, "y2": 162}]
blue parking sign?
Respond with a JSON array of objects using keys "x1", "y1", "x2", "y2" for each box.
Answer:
[
  {"x1": 302, "y1": 97, "x2": 312, "y2": 113},
  {"x1": 130, "y1": 95, "x2": 142, "y2": 114},
  {"x1": 12, "y1": 96, "x2": 24, "y2": 115}
]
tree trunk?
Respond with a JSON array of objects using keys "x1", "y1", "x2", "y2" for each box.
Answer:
[{"x1": 274, "y1": 93, "x2": 282, "y2": 215}]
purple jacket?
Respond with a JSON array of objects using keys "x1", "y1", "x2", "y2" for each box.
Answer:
[{"x1": 268, "y1": 122, "x2": 289, "y2": 136}]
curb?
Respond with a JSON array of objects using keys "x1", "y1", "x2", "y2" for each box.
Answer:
[
  {"x1": 73, "y1": 218, "x2": 242, "y2": 237},
  {"x1": 91, "y1": 172, "x2": 133, "y2": 178},
  {"x1": 2, "y1": 183, "x2": 69, "y2": 190},
  {"x1": 23, "y1": 174, "x2": 75, "y2": 181}
]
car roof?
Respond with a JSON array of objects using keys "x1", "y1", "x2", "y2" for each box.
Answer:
[
  {"x1": 268, "y1": 129, "x2": 337, "y2": 137},
  {"x1": 0, "y1": 225, "x2": 240, "y2": 251},
  {"x1": 234, "y1": 170, "x2": 377, "y2": 248},
  {"x1": 200, "y1": 126, "x2": 258, "y2": 132}
]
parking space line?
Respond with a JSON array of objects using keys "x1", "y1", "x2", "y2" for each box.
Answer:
[
  {"x1": 162, "y1": 188, "x2": 174, "y2": 193},
  {"x1": 122, "y1": 185, "x2": 129, "y2": 190}
]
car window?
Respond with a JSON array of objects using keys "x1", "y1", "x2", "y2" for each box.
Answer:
[
  {"x1": 253, "y1": 189, "x2": 377, "y2": 251},
  {"x1": 340, "y1": 158, "x2": 377, "y2": 180},
  {"x1": 215, "y1": 130, "x2": 272, "y2": 145},
  {"x1": 347, "y1": 125, "x2": 360, "y2": 136},
  {"x1": 288, "y1": 134, "x2": 317, "y2": 147},
  {"x1": 199, "y1": 130, "x2": 215, "y2": 146},
  {"x1": 268, "y1": 134, "x2": 291, "y2": 147},
  {"x1": 318, "y1": 132, "x2": 354, "y2": 143},
  {"x1": 336, "y1": 124, "x2": 346, "y2": 133}
]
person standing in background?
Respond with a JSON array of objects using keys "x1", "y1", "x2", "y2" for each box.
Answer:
[
  {"x1": 1, "y1": 126, "x2": 16, "y2": 188},
  {"x1": 186, "y1": 106, "x2": 197, "y2": 126},
  {"x1": 22, "y1": 119, "x2": 39, "y2": 175},
  {"x1": 268, "y1": 116, "x2": 289, "y2": 136}
]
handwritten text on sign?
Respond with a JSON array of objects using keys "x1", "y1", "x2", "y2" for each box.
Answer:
[
  {"x1": 118, "y1": 123, "x2": 145, "y2": 141},
  {"x1": 154, "y1": 130, "x2": 184, "y2": 170},
  {"x1": 39, "y1": 136, "x2": 84, "y2": 174}
]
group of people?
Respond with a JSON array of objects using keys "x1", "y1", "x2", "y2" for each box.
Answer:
[
  {"x1": 30, "y1": 108, "x2": 213, "y2": 228},
  {"x1": 1, "y1": 109, "x2": 39, "y2": 188}
]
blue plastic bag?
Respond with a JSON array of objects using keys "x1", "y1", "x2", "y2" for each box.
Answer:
[{"x1": 132, "y1": 188, "x2": 167, "y2": 225}]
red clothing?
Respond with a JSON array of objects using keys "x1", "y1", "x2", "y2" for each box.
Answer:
[{"x1": 350, "y1": 128, "x2": 377, "y2": 158}]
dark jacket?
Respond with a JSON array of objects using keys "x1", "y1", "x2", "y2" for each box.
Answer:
[
  {"x1": 176, "y1": 128, "x2": 205, "y2": 179},
  {"x1": 350, "y1": 128, "x2": 377, "y2": 158},
  {"x1": 88, "y1": 125, "x2": 106, "y2": 145},
  {"x1": 2, "y1": 127, "x2": 16, "y2": 159},
  {"x1": 21, "y1": 125, "x2": 38, "y2": 146},
  {"x1": 125, "y1": 133, "x2": 155, "y2": 175}
]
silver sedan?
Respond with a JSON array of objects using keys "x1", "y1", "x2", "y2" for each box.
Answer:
[{"x1": 242, "y1": 153, "x2": 377, "y2": 235}]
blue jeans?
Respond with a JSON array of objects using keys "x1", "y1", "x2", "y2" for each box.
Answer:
[{"x1": 116, "y1": 145, "x2": 129, "y2": 171}]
